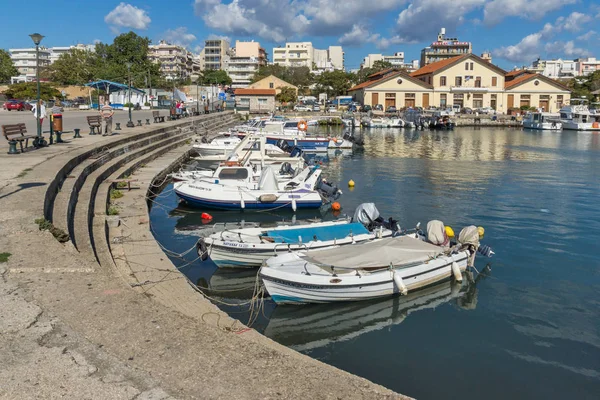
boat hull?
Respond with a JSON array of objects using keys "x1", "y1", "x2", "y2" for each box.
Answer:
[
  {"x1": 259, "y1": 251, "x2": 469, "y2": 304},
  {"x1": 561, "y1": 122, "x2": 600, "y2": 131},
  {"x1": 175, "y1": 190, "x2": 323, "y2": 210}
]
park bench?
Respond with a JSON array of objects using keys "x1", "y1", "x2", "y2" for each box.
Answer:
[
  {"x1": 169, "y1": 108, "x2": 181, "y2": 120},
  {"x1": 87, "y1": 115, "x2": 102, "y2": 134},
  {"x1": 3, "y1": 123, "x2": 38, "y2": 154},
  {"x1": 152, "y1": 111, "x2": 165, "y2": 123}
]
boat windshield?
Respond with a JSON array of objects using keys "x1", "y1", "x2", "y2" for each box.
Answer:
[{"x1": 218, "y1": 168, "x2": 248, "y2": 180}]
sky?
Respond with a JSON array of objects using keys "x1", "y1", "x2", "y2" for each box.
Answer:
[{"x1": 1, "y1": 0, "x2": 599, "y2": 71}]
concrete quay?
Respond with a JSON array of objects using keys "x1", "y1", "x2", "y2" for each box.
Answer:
[{"x1": 0, "y1": 112, "x2": 408, "y2": 399}]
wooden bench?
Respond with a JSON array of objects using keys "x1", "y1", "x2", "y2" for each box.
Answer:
[
  {"x1": 152, "y1": 110, "x2": 165, "y2": 123},
  {"x1": 87, "y1": 115, "x2": 102, "y2": 135},
  {"x1": 3, "y1": 123, "x2": 38, "y2": 154}
]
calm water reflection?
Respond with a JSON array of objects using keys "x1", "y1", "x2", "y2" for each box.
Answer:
[{"x1": 150, "y1": 127, "x2": 600, "y2": 399}]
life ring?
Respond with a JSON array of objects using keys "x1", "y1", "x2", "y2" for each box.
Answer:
[
  {"x1": 593, "y1": 121, "x2": 600, "y2": 129},
  {"x1": 297, "y1": 120, "x2": 308, "y2": 131}
]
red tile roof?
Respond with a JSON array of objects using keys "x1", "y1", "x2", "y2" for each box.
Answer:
[
  {"x1": 504, "y1": 73, "x2": 571, "y2": 91},
  {"x1": 411, "y1": 55, "x2": 467, "y2": 77},
  {"x1": 348, "y1": 71, "x2": 432, "y2": 91},
  {"x1": 367, "y1": 67, "x2": 395, "y2": 79},
  {"x1": 505, "y1": 69, "x2": 527, "y2": 78},
  {"x1": 234, "y1": 89, "x2": 276, "y2": 95}
]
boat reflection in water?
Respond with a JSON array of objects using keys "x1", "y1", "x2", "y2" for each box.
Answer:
[
  {"x1": 197, "y1": 268, "x2": 259, "y2": 300},
  {"x1": 264, "y1": 268, "x2": 487, "y2": 352}
]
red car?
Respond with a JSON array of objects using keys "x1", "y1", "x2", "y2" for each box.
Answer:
[{"x1": 3, "y1": 100, "x2": 32, "y2": 111}]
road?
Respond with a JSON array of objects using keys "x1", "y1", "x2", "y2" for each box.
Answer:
[{"x1": 0, "y1": 109, "x2": 161, "y2": 142}]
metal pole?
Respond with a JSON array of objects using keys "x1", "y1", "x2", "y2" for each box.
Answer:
[
  {"x1": 126, "y1": 64, "x2": 134, "y2": 127},
  {"x1": 148, "y1": 69, "x2": 152, "y2": 109},
  {"x1": 196, "y1": 80, "x2": 199, "y2": 115},
  {"x1": 35, "y1": 43, "x2": 41, "y2": 139}
]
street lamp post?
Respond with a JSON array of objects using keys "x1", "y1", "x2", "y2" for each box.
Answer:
[
  {"x1": 29, "y1": 33, "x2": 44, "y2": 145},
  {"x1": 125, "y1": 62, "x2": 134, "y2": 128},
  {"x1": 196, "y1": 79, "x2": 200, "y2": 116}
]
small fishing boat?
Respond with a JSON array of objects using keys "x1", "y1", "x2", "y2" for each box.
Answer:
[
  {"x1": 174, "y1": 165, "x2": 341, "y2": 211},
  {"x1": 559, "y1": 99, "x2": 600, "y2": 131},
  {"x1": 197, "y1": 203, "x2": 400, "y2": 268},
  {"x1": 363, "y1": 117, "x2": 404, "y2": 128},
  {"x1": 259, "y1": 224, "x2": 492, "y2": 304},
  {"x1": 192, "y1": 134, "x2": 242, "y2": 156},
  {"x1": 522, "y1": 112, "x2": 562, "y2": 130}
]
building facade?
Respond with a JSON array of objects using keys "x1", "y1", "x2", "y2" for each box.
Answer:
[
  {"x1": 529, "y1": 57, "x2": 600, "y2": 78},
  {"x1": 349, "y1": 54, "x2": 570, "y2": 113},
  {"x1": 362, "y1": 52, "x2": 420, "y2": 72},
  {"x1": 9, "y1": 47, "x2": 52, "y2": 83},
  {"x1": 272, "y1": 42, "x2": 344, "y2": 72},
  {"x1": 234, "y1": 88, "x2": 276, "y2": 113},
  {"x1": 420, "y1": 28, "x2": 472, "y2": 67},
  {"x1": 247, "y1": 75, "x2": 298, "y2": 95},
  {"x1": 148, "y1": 40, "x2": 194, "y2": 81},
  {"x1": 225, "y1": 41, "x2": 267, "y2": 88},
  {"x1": 203, "y1": 38, "x2": 231, "y2": 70}
]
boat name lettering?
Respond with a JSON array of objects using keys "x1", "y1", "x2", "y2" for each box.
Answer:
[{"x1": 223, "y1": 242, "x2": 249, "y2": 248}]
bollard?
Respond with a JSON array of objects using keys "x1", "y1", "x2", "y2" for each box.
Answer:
[
  {"x1": 89, "y1": 126, "x2": 96, "y2": 135},
  {"x1": 137, "y1": 120, "x2": 142, "y2": 126},
  {"x1": 74, "y1": 128, "x2": 82, "y2": 138},
  {"x1": 55, "y1": 131, "x2": 64, "y2": 143},
  {"x1": 146, "y1": 118, "x2": 150, "y2": 125},
  {"x1": 115, "y1": 122, "x2": 122, "y2": 131},
  {"x1": 7, "y1": 140, "x2": 19, "y2": 154}
]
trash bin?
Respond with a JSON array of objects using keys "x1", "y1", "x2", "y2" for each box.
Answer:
[{"x1": 52, "y1": 114, "x2": 63, "y2": 132}]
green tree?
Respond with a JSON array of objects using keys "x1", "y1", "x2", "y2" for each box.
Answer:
[
  {"x1": 276, "y1": 86, "x2": 297, "y2": 103},
  {"x1": 201, "y1": 69, "x2": 232, "y2": 85},
  {"x1": 44, "y1": 48, "x2": 98, "y2": 85},
  {"x1": 0, "y1": 49, "x2": 18, "y2": 83},
  {"x1": 5, "y1": 82, "x2": 61, "y2": 100},
  {"x1": 372, "y1": 60, "x2": 393, "y2": 71},
  {"x1": 315, "y1": 70, "x2": 354, "y2": 97},
  {"x1": 252, "y1": 65, "x2": 314, "y2": 94}
]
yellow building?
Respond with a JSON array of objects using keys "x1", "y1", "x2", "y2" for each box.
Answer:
[
  {"x1": 349, "y1": 54, "x2": 571, "y2": 113},
  {"x1": 247, "y1": 75, "x2": 298, "y2": 96}
]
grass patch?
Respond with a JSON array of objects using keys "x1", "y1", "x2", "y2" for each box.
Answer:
[
  {"x1": 16, "y1": 168, "x2": 33, "y2": 178},
  {"x1": 107, "y1": 206, "x2": 120, "y2": 216},
  {"x1": 34, "y1": 217, "x2": 69, "y2": 243},
  {"x1": 110, "y1": 189, "x2": 124, "y2": 200},
  {"x1": 0, "y1": 252, "x2": 11, "y2": 263}
]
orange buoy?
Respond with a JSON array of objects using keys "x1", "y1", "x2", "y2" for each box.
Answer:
[
  {"x1": 201, "y1": 212, "x2": 213, "y2": 221},
  {"x1": 331, "y1": 202, "x2": 341, "y2": 211}
]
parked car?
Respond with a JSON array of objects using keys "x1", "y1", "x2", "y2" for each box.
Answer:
[
  {"x1": 312, "y1": 104, "x2": 321, "y2": 112},
  {"x1": 3, "y1": 99, "x2": 32, "y2": 111},
  {"x1": 461, "y1": 107, "x2": 473, "y2": 114},
  {"x1": 373, "y1": 104, "x2": 383, "y2": 111},
  {"x1": 294, "y1": 104, "x2": 312, "y2": 112},
  {"x1": 386, "y1": 106, "x2": 397, "y2": 113},
  {"x1": 360, "y1": 105, "x2": 372, "y2": 112},
  {"x1": 477, "y1": 107, "x2": 495, "y2": 114},
  {"x1": 327, "y1": 105, "x2": 337, "y2": 113}
]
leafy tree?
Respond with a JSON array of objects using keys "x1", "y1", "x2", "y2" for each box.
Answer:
[
  {"x1": 5, "y1": 82, "x2": 61, "y2": 100},
  {"x1": 44, "y1": 48, "x2": 98, "y2": 85},
  {"x1": 201, "y1": 69, "x2": 232, "y2": 85},
  {"x1": 0, "y1": 49, "x2": 18, "y2": 83},
  {"x1": 314, "y1": 70, "x2": 354, "y2": 97},
  {"x1": 372, "y1": 60, "x2": 393, "y2": 71},
  {"x1": 276, "y1": 86, "x2": 297, "y2": 103}
]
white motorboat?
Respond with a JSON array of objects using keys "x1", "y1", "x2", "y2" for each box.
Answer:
[
  {"x1": 259, "y1": 225, "x2": 491, "y2": 304},
  {"x1": 559, "y1": 99, "x2": 600, "y2": 131},
  {"x1": 522, "y1": 112, "x2": 562, "y2": 130},
  {"x1": 174, "y1": 165, "x2": 341, "y2": 211},
  {"x1": 363, "y1": 117, "x2": 404, "y2": 128},
  {"x1": 197, "y1": 203, "x2": 400, "y2": 268},
  {"x1": 192, "y1": 134, "x2": 242, "y2": 156}
]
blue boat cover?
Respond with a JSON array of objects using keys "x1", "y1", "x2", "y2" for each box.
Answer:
[{"x1": 265, "y1": 222, "x2": 369, "y2": 243}]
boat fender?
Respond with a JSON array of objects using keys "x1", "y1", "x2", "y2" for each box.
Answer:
[
  {"x1": 196, "y1": 239, "x2": 209, "y2": 261},
  {"x1": 393, "y1": 271, "x2": 408, "y2": 295},
  {"x1": 240, "y1": 195, "x2": 245, "y2": 209},
  {"x1": 451, "y1": 261, "x2": 462, "y2": 282},
  {"x1": 259, "y1": 194, "x2": 278, "y2": 203},
  {"x1": 291, "y1": 197, "x2": 297, "y2": 212}
]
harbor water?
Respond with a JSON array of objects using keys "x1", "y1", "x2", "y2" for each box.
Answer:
[{"x1": 149, "y1": 127, "x2": 600, "y2": 399}]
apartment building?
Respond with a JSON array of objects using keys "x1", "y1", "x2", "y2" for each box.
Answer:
[
  {"x1": 225, "y1": 40, "x2": 267, "y2": 88},
  {"x1": 420, "y1": 28, "x2": 472, "y2": 67},
  {"x1": 272, "y1": 42, "x2": 344, "y2": 72},
  {"x1": 362, "y1": 52, "x2": 420, "y2": 72},
  {"x1": 203, "y1": 38, "x2": 231, "y2": 70},
  {"x1": 148, "y1": 40, "x2": 194, "y2": 81},
  {"x1": 9, "y1": 47, "x2": 52, "y2": 83}
]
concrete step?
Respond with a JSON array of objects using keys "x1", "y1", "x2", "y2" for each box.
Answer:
[{"x1": 70, "y1": 117, "x2": 239, "y2": 263}]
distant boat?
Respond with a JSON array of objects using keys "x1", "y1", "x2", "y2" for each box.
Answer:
[
  {"x1": 559, "y1": 99, "x2": 600, "y2": 131},
  {"x1": 522, "y1": 112, "x2": 562, "y2": 130}
]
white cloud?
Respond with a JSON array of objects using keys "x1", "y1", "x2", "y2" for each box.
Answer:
[
  {"x1": 493, "y1": 32, "x2": 544, "y2": 63},
  {"x1": 558, "y1": 12, "x2": 592, "y2": 32},
  {"x1": 163, "y1": 27, "x2": 197, "y2": 48},
  {"x1": 105, "y1": 3, "x2": 151, "y2": 32},
  {"x1": 483, "y1": 0, "x2": 576, "y2": 26},
  {"x1": 392, "y1": 0, "x2": 485, "y2": 42},
  {"x1": 545, "y1": 40, "x2": 591, "y2": 57},
  {"x1": 576, "y1": 30, "x2": 597, "y2": 41}
]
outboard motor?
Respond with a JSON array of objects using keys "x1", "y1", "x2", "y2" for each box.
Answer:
[
  {"x1": 289, "y1": 146, "x2": 303, "y2": 158},
  {"x1": 276, "y1": 139, "x2": 291, "y2": 152},
  {"x1": 317, "y1": 179, "x2": 341, "y2": 201},
  {"x1": 279, "y1": 162, "x2": 294, "y2": 175}
]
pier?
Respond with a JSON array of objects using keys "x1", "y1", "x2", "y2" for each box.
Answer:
[{"x1": 0, "y1": 112, "x2": 407, "y2": 399}]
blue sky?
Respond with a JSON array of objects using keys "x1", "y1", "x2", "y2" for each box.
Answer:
[{"x1": 1, "y1": 0, "x2": 599, "y2": 71}]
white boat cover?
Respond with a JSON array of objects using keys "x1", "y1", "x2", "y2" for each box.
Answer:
[
  {"x1": 305, "y1": 236, "x2": 443, "y2": 269},
  {"x1": 258, "y1": 166, "x2": 279, "y2": 191},
  {"x1": 458, "y1": 225, "x2": 480, "y2": 247},
  {"x1": 353, "y1": 203, "x2": 380, "y2": 225},
  {"x1": 427, "y1": 220, "x2": 448, "y2": 245}
]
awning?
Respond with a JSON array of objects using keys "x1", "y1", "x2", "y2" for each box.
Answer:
[{"x1": 85, "y1": 80, "x2": 145, "y2": 94}]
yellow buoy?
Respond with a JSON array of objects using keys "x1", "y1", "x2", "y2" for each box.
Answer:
[
  {"x1": 445, "y1": 226, "x2": 455, "y2": 238},
  {"x1": 348, "y1": 179, "x2": 355, "y2": 187},
  {"x1": 478, "y1": 226, "x2": 485, "y2": 238}
]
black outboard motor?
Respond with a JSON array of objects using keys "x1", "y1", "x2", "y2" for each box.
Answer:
[
  {"x1": 289, "y1": 146, "x2": 303, "y2": 158},
  {"x1": 276, "y1": 139, "x2": 291, "y2": 152},
  {"x1": 279, "y1": 162, "x2": 294, "y2": 175},
  {"x1": 317, "y1": 179, "x2": 341, "y2": 201}
]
